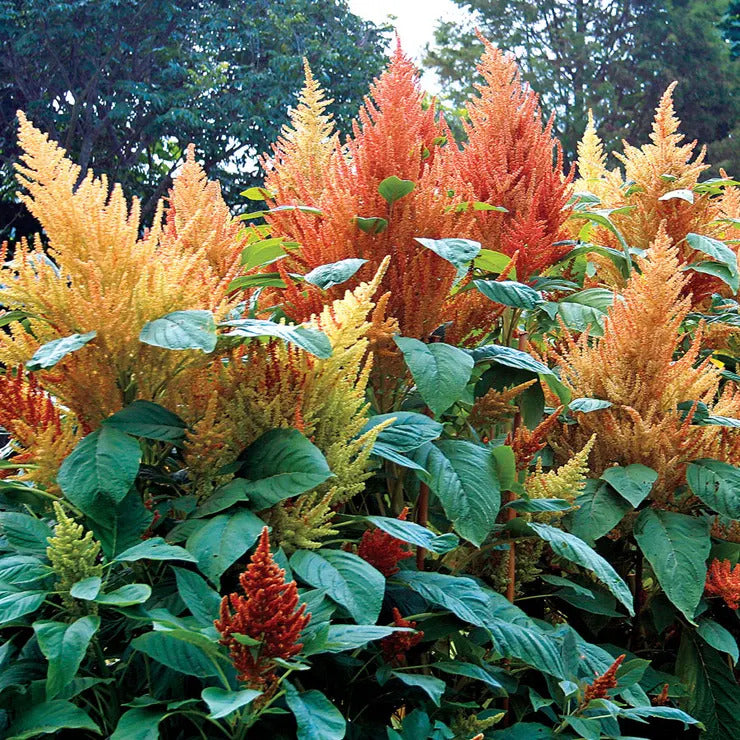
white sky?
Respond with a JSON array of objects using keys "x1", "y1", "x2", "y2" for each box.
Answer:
[{"x1": 346, "y1": 0, "x2": 469, "y2": 93}]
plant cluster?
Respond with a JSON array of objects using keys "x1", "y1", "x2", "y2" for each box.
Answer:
[{"x1": 0, "y1": 37, "x2": 739, "y2": 740}]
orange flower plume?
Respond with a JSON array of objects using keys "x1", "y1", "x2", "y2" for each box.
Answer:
[
  {"x1": 357, "y1": 507, "x2": 414, "y2": 576},
  {"x1": 582, "y1": 654, "x2": 625, "y2": 704},
  {"x1": 214, "y1": 527, "x2": 311, "y2": 688},
  {"x1": 705, "y1": 558, "x2": 740, "y2": 610},
  {"x1": 452, "y1": 35, "x2": 574, "y2": 283}
]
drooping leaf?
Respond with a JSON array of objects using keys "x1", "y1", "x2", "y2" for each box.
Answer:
[
  {"x1": 26, "y1": 331, "x2": 97, "y2": 371},
  {"x1": 113, "y1": 537, "x2": 196, "y2": 564},
  {"x1": 466, "y1": 344, "x2": 554, "y2": 375},
  {"x1": 0, "y1": 513, "x2": 53, "y2": 556},
  {"x1": 131, "y1": 631, "x2": 221, "y2": 677},
  {"x1": 362, "y1": 412, "x2": 443, "y2": 466},
  {"x1": 201, "y1": 687, "x2": 262, "y2": 719},
  {"x1": 686, "y1": 233, "x2": 739, "y2": 292},
  {"x1": 697, "y1": 618, "x2": 739, "y2": 665},
  {"x1": 361, "y1": 515, "x2": 459, "y2": 554},
  {"x1": 323, "y1": 625, "x2": 412, "y2": 653},
  {"x1": 600, "y1": 464, "x2": 657, "y2": 507},
  {"x1": 290, "y1": 549, "x2": 384, "y2": 625},
  {"x1": 94, "y1": 584, "x2": 151, "y2": 607},
  {"x1": 237, "y1": 428, "x2": 333, "y2": 509},
  {"x1": 69, "y1": 577, "x2": 101, "y2": 601},
  {"x1": 567, "y1": 480, "x2": 631, "y2": 544},
  {"x1": 391, "y1": 671, "x2": 446, "y2": 706},
  {"x1": 193, "y1": 479, "x2": 250, "y2": 518},
  {"x1": 110, "y1": 707, "x2": 167, "y2": 740},
  {"x1": 102, "y1": 400, "x2": 187, "y2": 443},
  {"x1": 284, "y1": 682, "x2": 346, "y2": 740},
  {"x1": 686, "y1": 459, "x2": 740, "y2": 519},
  {"x1": 0, "y1": 591, "x2": 46, "y2": 625},
  {"x1": 394, "y1": 337, "x2": 473, "y2": 417},
  {"x1": 410, "y1": 440, "x2": 500, "y2": 547},
  {"x1": 433, "y1": 661, "x2": 506, "y2": 693},
  {"x1": 304, "y1": 258, "x2": 367, "y2": 289},
  {"x1": 415, "y1": 237, "x2": 481, "y2": 268},
  {"x1": 5, "y1": 700, "x2": 100, "y2": 739},
  {"x1": 568, "y1": 398, "x2": 612, "y2": 413},
  {"x1": 354, "y1": 216, "x2": 388, "y2": 234},
  {"x1": 528, "y1": 523, "x2": 634, "y2": 615},
  {"x1": 474, "y1": 249, "x2": 515, "y2": 275},
  {"x1": 139, "y1": 310, "x2": 217, "y2": 352},
  {"x1": 634, "y1": 509, "x2": 711, "y2": 623},
  {"x1": 172, "y1": 567, "x2": 222, "y2": 627},
  {"x1": 474, "y1": 279, "x2": 543, "y2": 309},
  {"x1": 220, "y1": 318, "x2": 332, "y2": 358}
]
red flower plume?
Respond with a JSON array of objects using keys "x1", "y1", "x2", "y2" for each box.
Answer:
[
  {"x1": 381, "y1": 607, "x2": 424, "y2": 665},
  {"x1": 214, "y1": 527, "x2": 311, "y2": 688},
  {"x1": 358, "y1": 507, "x2": 414, "y2": 577},
  {"x1": 705, "y1": 558, "x2": 740, "y2": 610},
  {"x1": 582, "y1": 654, "x2": 625, "y2": 704}
]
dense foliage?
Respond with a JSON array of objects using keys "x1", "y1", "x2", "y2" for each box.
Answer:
[{"x1": 0, "y1": 36, "x2": 739, "y2": 740}]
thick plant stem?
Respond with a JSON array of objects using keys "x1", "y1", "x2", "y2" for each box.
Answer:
[{"x1": 416, "y1": 481, "x2": 429, "y2": 570}]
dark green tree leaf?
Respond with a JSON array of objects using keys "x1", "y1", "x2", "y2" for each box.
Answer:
[{"x1": 102, "y1": 400, "x2": 187, "y2": 443}]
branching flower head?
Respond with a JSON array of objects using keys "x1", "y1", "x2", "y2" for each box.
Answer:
[
  {"x1": 357, "y1": 507, "x2": 414, "y2": 577},
  {"x1": 705, "y1": 558, "x2": 740, "y2": 609}
]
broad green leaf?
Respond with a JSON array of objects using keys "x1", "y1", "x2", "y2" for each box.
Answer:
[
  {"x1": 139, "y1": 310, "x2": 217, "y2": 352},
  {"x1": 284, "y1": 682, "x2": 346, "y2": 740},
  {"x1": 26, "y1": 331, "x2": 97, "y2": 371},
  {"x1": 94, "y1": 584, "x2": 151, "y2": 606},
  {"x1": 394, "y1": 336, "x2": 473, "y2": 416},
  {"x1": 102, "y1": 400, "x2": 187, "y2": 443},
  {"x1": 528, "y1": 523, "x2": 634, "y2": 615},
  {"x1": 354, "y1": 216, "x2": 388, "y2": 234},
  {"x1": 507, "y1": 498, "x2": 573, "y2": 514},
  {"x1": 193, "y1": 479, "x2": 250, "y2": 518},
  {"x1": 491, "y1": 445, "x2": 517, "y2": 491},
  {"x1": 0, "y1": 591, "x2": 46, "y2": 625},
  {"x1": 229, "y1": 272, "x2": 286, "y2": 290},
  {"x1": 290, "y1": 549, "x2": 384, "y2": 624},
  {"x1": 488, "y1": 621, "x2": 566, "y2": 679},
  {"x1": 685, "y1": 260, "x2": 739, "y2": 292},
  {"x1": 362, "y1": 515, "x2": 459, "y2": 554},
  {"x1": 567, "y1": 480, "x2": 631, "y2": 544},
  {"x1": 57, "y1": 427, "x2": 141, "y2": 515},
  {"x1": 569, "y1": 397, "x2": 612, "y2": 413},
  {"x1": 202, "y1": 687, "x2": 262, "y2": 719},
  {"x1": 410, "y1": 440, "x2": 500, "y2": 547},
  {"x1": 599, "y1": 464, "x2": 657, "y2": 506},
  {"x1": 433, "y1": 661, "x2": 506, "y2": 693},
  {"x1": 186, "y1": 509, "x2": 265, "y2": 585},
  {"x1": 34, "y1": 616, "x2": 100, "y2": 699},
  {"x1": 114, "y1": 537, "x2": 196, "y2": 563},
  {"x1": 362, "y1": 411, "x2": 443, "y2": 454},
  {"x1": 556, "y1": 300, "x2": 608, "y2": 336},
  {"x1": 5, "y1": 700, "x2": 99, "y2": 739},
  {"x1": 391, "y1": 671, "x2": 446, "y2": 706},
  {"x1": 304, "y1": 258, "x2": 367, "y2": 289},
  {"x1": 220, "y1": 318, "x2": 332, "y2": 358},
  {"x1": 88, "y1": 488, "x2": 152, "y2": 558},
  {"x1": 686, "y1": 233, "x2": 739, "y2": 292},
  {"x1": 110, "y1": 707, "x2": 167, "y2": 740},
  {"x1": 0, "y1": 555, "x2": 52, "y2": 586},
  {"x1": 69, "y1": 577, "x2": 101, "y2": 601},
  {"x1": 697, "y1": 618, "x2": 738, "y2": 664},
  {"x1": 237, "y1": 428, "x2": 333, "y2": 509},
  {"x1": 677, "y1": 635, "x2": 740, "y2": 739},
  {"x1": 378, "y1": 176, "x2": 415, "y2": 204},
  {"x1": 474, "y1": 279, "x2": 543, "y2": 309},
  {"x1": 323, "y1": 625, "x2": 412, "y2": 653},
  {"x1": 241, "y1": 237, "x2": 287, "y2": 270},
  {"x1": 415, "y1": 237, "x2": 481, "y2": 268},
  {"x1": 686, "y1": 459, "x2": 740, "y2": 519},
  {"x1": 132, "y1": 631, "x2": 221, "y2": 677},
  {"x1": 634, "y1": 509, "x2": 711, "y2": 623},
  {"x1": 0, "y1": 513, "x2": 53, "y2": 556},
  {"x1": 474, "y1": 249, "x2": 514, "y2": 275},
  {"x1": 172, "y1": 567, "x2": 222, "y2": 627},
  {"x1": 241, "y1": 186, "x2": 274, "y2": 200},
  {"x1": 467, "y1": 344, "x2": 554, "y2": 375},
  {"x1": 619, "y1": 705, "x2": 701, "y2": 727}
]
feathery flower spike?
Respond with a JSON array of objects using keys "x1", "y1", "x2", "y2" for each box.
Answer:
[
  {"x1": 582, "y1": 654, "x2": 625, "y2": 705},
  {"x1": 381, "y1": 607, "x2": 424, "y2": 665},
  {"x1": 705, "y1": 558, "x2": 740, "y2": 610},
  {"x1": 358, "y1": 507, "x2": 414, "y2": 577}
]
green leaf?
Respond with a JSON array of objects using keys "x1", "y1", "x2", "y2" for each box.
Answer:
[
  {"x1": 33, "y1": 616, "x2": 100, "y2": 699},
  {"x1": 0, "y1": 591, "x2": 46, "y2": 625},
  {"x1": 467, "y1": 344, "x2": 554, "y2": 375},
  {"x1": 237, "y1": 428, "x2": 333, "y2": 509},
  {"x1": 172, "y1": 567, "x2": 222, "y2": 627},
  {"x1": 88, "y1": 488, "x2": 152, "y2": 558},
  {"x1": 362, "y1": 412, "x2": 443, "y2": 464},
  {"x1": 186, "y1": 509, "x2": 265, "y2": 585},
  {"x1": 202, "y1": 687, "x2": 262, "y2": 719},
  {"x1": 323, "y1": 625, "x2": 412, "y2": 653},
  {"x1": 434, "y1": 662, "x2": 506, "y2": 694},
  {"x1": 362, "y1": 515, "x2": 459, "y2": 554},
  {"x1": 241, "y1": 237, "x2": 287, "y2": 270},
  {"x1": 304, "y1": 258, "x2": 368, "y2": 289},
  {"x1": 556, "y1": 295, "x2": 609, "y2": 336},
  {"x1": 378, "y1": 176, "x2": 415, "y2": 204},
  {"x1": 102, "y1": 400, "x2": 187, "y2": 443},
  {"x1": 600, "y1": 464, "x2": 657, "y2": 507},
  {"x1": 697, "y1": 619, "x2": 738, "y2": 665},
  {"x1": 113, "y1": 537, "x2": 196, "y2": 563},
  {"x1": 686, "y1": 459, "x2": 740, "y2": 518},
  {"x1": 69, "y1": 577, "x2": 101, "y2": 601},
  {"x1": 139, "y1": 310, "x2": 217, "y2": 352},
  {"x1": 229, "y1": 273, "x2": 286, "y2": 291},
  {"x1": 528, "y1": 523, "x2": 634, "y2": 615},
  {"x1": 0, "y1": 513, "x2": 53, "y2": 556},
  {"x1": 57, "y1": 427, "x2": 142, "y2": 515},
  {"x1": 5, "y1": 700, "x2": 100, "y2": 739},
  {"x1": 131, "y1": 631, "x2": 221, "y2": 677},
  {"x1": 391, "y1": 671, "x2": 446, "y2": 706},
  {"x1": 94, "y1": 584, "x2": 151, "y2": 606},
  {"x1": 241, "y1": 186, "x2": 274, "y2": 200},
  {"x1": 474, "y1": 249, "x2": 514, "y2": 275},
  {"x1": 220, "y1": 318, "x2": 332, "y2": 358},
  {"x1": 193, "y1": 479, "x2": 250, "y2": 518},
  {"x1": 110, "y1": 707, "x2": 167, "y2": 740},
  {"x1": 354, "y1": 216, "x2": 388, "y2": 234},
  {"x1": 26, "y1": 331, "x2": 97, "y2": 371},
  {"x1": 634, "y1": 509, "x2": 711, "y2": 623},
  {"x1": 0, "y1": 555, "x2": 52, "y2": 586},
  {"x1": 290, "y1": 549, "x2": 385, "y2": 624},
  {"x1": 394, "y1": 337, "x2": 473, "y2": 416},
  {"x1": 508, "y1": 498, "x2": 573, "y2": 514},
  {"x1": 474, "y1": 280, "x2": 543, "y2": 309},
  {"x1": 568, "y1": 397, "x2": 612, "y2": 413},
  {"x1": 284, "y1": 682, "x2": 346, "y2": 740},
  {"x1": 487, "y1": 621, "x2": 566, "y2": 679},
  {"x1": 410, "y1": 440, "x2": 500, "y2": 547},
  {"x1": 567, "y1": 480, "x2": 631, "y2": 544},
  {"x1": 686, "y1": 233, "x2": 739, "y2": 292},
  {"x1": 415, "y1": 237, "x2": 481, "y2": 268}
]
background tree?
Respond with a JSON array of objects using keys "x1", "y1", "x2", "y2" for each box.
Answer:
[
  {"x1": 426, "y1": 0, "x2": 738, "y2": 174},
  {"x1": 0, "y1": 0, "x2": 389, "y2": 237}
]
